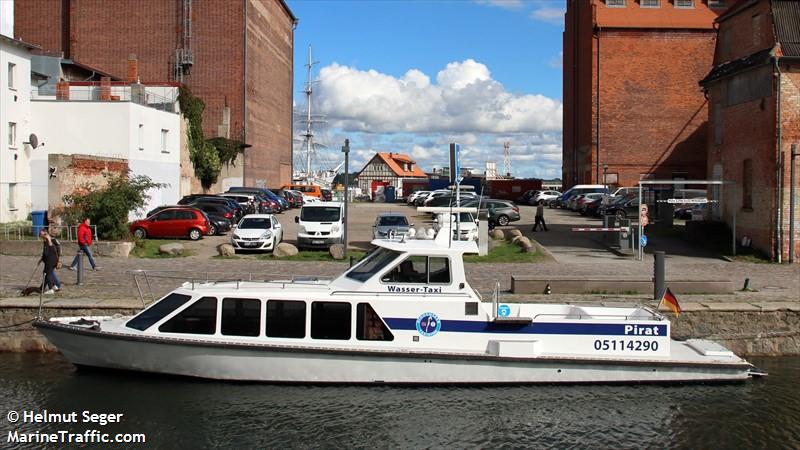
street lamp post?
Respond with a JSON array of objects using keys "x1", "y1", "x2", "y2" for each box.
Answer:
[
  {"x1": 341, "y1": 139, "x2": 350, "y2": 258},
  {"x1": 603, "y1": 164, "x2": 608, "y2": 186}
]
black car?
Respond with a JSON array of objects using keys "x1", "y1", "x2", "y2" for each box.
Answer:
[
  {"x1": 603, "y1": 194, "x2": 641, "y2": 221},
  {"x1": 580, "y1": 197, "x2": 602, "y2": 216},
  {"x1": 179, "y1": 195, "x2": 243, "y2": 221},
  {"x1": 190, "y1": 202, "x2": 236, "y2": 223}
]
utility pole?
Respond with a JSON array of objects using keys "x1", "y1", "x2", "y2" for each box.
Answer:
[{"x1": 342, "y1": 139, "x2": 350, "y2": 257}]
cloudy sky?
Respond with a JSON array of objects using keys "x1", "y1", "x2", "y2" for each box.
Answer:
[{"x1": 288, "y1": 0, "x2": 565, "y2": 180}]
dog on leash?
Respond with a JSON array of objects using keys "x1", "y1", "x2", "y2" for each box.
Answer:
[{"x1": 20, "y1": 286, "x2": 42, "y2": 296}]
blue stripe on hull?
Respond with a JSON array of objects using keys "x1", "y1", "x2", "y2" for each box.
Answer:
[{"x1": 384, "y1": 318, "x2": 667, "y2": 336}]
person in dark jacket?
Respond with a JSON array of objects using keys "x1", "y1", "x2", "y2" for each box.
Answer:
[
  {"x1": 39, "y1": 229, "x2": 62, "y2": 294},
  {"x1": 68, "y1": 218, "x2": 98, "y2": 271}
]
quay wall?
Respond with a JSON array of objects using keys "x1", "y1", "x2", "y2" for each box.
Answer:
[{"x1": 1, "y1": 305, "x2": 797, "y2": 356}]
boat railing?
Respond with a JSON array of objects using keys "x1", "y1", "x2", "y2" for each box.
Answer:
[
  {"x1": 531, "y1": 310, "x2": 665, "y2": 322},
  {"x1": 125, "y1": 270, "x2": 334, "y2": 307}
]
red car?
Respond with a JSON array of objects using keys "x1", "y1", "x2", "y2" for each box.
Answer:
[{"x1": 130, "y1": 207, "x2": 209, "y2": 240}]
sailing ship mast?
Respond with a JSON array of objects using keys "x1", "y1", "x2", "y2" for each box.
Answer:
[{"x1": 298, "y1": 45, "x2": 327, "y2": 185}]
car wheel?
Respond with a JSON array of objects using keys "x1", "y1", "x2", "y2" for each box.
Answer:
[
  {"x1": 188, "y1": 228, "x2": 202, "y2": 241},
  {"x1": 208, "y1": 224, "x2": 217, "y2": 236},
  {"x1": 615, "y1": 210, "x2": 626, "y2": 221},
  {"x1": 497, "y1": 215, "x2": 510, "y2": 226},
  {"x1": 133, "y1": 228, "x2": 147, "y2": 239}
]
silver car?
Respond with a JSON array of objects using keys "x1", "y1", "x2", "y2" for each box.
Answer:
[{"x1": 373, "y1": 213, "x2": 412, "y2": 239}]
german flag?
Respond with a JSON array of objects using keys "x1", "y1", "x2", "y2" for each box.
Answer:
[{"x1": 659, "y1": 287, "x2": 681, "y2": 315}]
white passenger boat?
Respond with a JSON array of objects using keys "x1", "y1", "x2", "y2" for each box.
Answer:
[{"x1": 35, "y1": 230, "x2": 762, "y2": 384}]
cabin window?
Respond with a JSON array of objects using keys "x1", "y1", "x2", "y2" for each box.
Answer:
[
  {"x1": 221, "y1": 298, "x2": 261, "y2": 337},
  {"x1": 126, "y1": 293, "x2": 192, "y2": 331},
  {"x1": 346, "y1": 248, "x2": 401, "y2": 282},
  {"x1": 310, "y1": 302, "x2": 351, "y2": 340},
  {"x1": 158, "y1": 296, "x2": 217, "y2": 335},
  {"x1": 266, "y1": 300, "x2": 306, "y2": 338},
  {"x1": 356, "y1": 303, "x2": 394, "y2": 341},
  {"x1": 381, "y1": 256, "x2": 451, "y2": 284}
]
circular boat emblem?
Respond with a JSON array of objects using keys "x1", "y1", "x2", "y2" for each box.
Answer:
[
  {"x1": 416, "y1": 312, "x2": 441, "y2": 337},
  {"x1": 498, "y1": 304, "x2": 511, "y2": 317}
]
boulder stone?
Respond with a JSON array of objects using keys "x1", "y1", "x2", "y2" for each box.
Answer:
[
  {"x1": 489, "y1": 229, "x2": 505, "y2": 240},
  {"x1": 507, "y1": 229, "x2": 523, "y2": 240},
  {"x1": 273, "y1": 242, "x2": 299, "y2": 258},
  {"x1": 329, "y1": 243, "x2": 346, "y2": 260},
  {"x1": 158, "y1": 243, "x2": 184, "y2": 256},
  {"x1": 217, "y1": 243, "x2": 236, "y2": 257},
  {"x1": 515, "y1": 237, "x2": 532, "y2": 248},
  {"x1": 524, "y1": 245, "x2": 538, "y2": 253}
]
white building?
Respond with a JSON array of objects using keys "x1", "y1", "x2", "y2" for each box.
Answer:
[
  {"x1": 0, "y1": 34, "x2": 37, "y2": 223},
  {"x1": 30, "y1": 86, "x2": 181, "y2": 219}
]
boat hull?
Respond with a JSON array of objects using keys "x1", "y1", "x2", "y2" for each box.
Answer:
[{"x1": 35, "y1": 321, "x2": 752, "y2": 384}]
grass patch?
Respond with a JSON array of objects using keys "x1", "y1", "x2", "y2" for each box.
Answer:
[
  {"x1": 131, "y1": 239, "x2": 191, "y2": 258},
  {"x1": 258, "y1": 250, "x2": 366, "y2": 262},
  {"x1": 464, "y1": 241, "x2": 544, "y2": 263}
]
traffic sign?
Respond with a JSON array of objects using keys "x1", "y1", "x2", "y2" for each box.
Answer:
[{"x1": 640, "y1": 235, "x2": 648, "y2": 247}]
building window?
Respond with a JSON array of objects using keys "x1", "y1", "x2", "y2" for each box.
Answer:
[
  {"x1": 8, "y1": 183, "x2": 17, "y2": 210},
  {"x1": 138, "y1": 124, "x2": 144, "y2": 151},
  {"x1": 606, "y1": 0, "x2": 626, "y2": 6},
  {"x1": 752, "y1": 14, "x2": 761, "y2": 47},
  {"x1": 675, "y1": 0, "x2": 694, "y2": 8},
  {"x1": 161, "y1": 129, "x2": 169, "y2": 153},
  {"x1": 7, "y1": 63, "x2": 15, "y2": 89},
  {"x1": 742, "y1": 159, "x2": 753, "y2": 209},
  {"x1": 641, "y1": 0, "x2": 660, "y2": 7},
  {"x1": 713, "y1": 103, "x2": 723, "y2": 145},
  {"x1": 8, "y1": 122, "x2": 16, "y2": 148}
]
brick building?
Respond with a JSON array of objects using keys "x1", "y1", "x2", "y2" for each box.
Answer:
[
  {"x1": 563, "y1": 0, "x2": 729, "y2": 190},
  {"x1": 13, "y1": 0, "x2": 296, "y2": 188},
  {"x1": 700, "y1": 0, "x2": 800, "y2": 262}
]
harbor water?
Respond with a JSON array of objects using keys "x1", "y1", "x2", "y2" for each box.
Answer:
[{"x1": 0, "y1": 354, "x2": 798, "y2": 449}]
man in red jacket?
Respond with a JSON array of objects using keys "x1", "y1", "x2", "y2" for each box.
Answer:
[{"x1": 68, "y1": 218, "x2": 98, "y2": 271}]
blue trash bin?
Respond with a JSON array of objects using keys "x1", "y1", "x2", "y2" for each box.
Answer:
[{"x1": 31, "y1": 210, "x2": 47, "y2": 236}]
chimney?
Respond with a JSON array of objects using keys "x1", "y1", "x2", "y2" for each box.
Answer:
[
  {"x1": 127, "y1": 54, "x2": 138, "y2": 83},
  {"x1": 100, "y1": 76, "x2": 111, "y2": 101},
  {"x1": 56, "y1": 81, "x2": 70, "y2": 100}
]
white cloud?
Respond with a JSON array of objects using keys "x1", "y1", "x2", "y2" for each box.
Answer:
[
  {"x1": 474, "y1": 0, "x2": 525, "y2": 10},
  {"x1": 316, "y1": 60, "x2": 562, "y2": 135},
  {"x1": 530, "y1": 6, "x2": 565, "y2": 25}
]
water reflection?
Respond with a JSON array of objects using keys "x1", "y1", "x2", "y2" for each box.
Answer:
[{"x1": 0, "y1": 355, "x2": 797, "y2": 448}]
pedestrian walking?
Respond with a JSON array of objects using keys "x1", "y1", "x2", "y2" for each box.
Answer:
[
  {"x1": 68, "y1": 218, "x2": 99, "y2": 271},
  {"x1": 39, "y1": 229, "x2": 62, "y2": 294},
  {"x1": 488, "y1": 203, "x2": 497, "y2": 231},
  {"x1": 532, "y1": 200, "x2": 549, "y2": 232}
]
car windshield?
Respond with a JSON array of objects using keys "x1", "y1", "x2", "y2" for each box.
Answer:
[
  {"x1": 378, "y1": 216, "x2": 408, "y2": 227},
  {"x1": 238, "y1": 217, "x2": 271, "y2": 229},
  {"x1": 345, "y1": 248, "x2": 400, "y2": 282},
  {"x1": 301, "y1": 207, "x2": 340, "y2": 222}
]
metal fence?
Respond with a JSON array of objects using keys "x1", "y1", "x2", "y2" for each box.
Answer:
[{"x1": 1, "y1": 224, "x2": 99, "y2": 242}]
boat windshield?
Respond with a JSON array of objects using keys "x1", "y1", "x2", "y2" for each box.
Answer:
[
  {"x1": 301, "y1": 207, "x2": 340, "y2": 222},
  {"x1": 345, "y1": 248, "x2": 401, "y2": 282}
]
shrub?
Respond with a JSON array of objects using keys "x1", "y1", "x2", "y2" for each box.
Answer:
[{"x1": 62, "y1": 172, "x2": 166, "y2": 240}]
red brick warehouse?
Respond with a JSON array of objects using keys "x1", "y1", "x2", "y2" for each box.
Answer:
[
  {"x1": 14, "y1": 0, "x2": 297, "y2": 188},
  {"x1": 563, "y1": 0, "x2": 730, "y2": 190}
]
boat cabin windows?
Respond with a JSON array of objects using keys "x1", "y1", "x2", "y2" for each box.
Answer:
[
  {"x1": 158, "y1": 296, "x2": 217, "y2": 335},
  {"x1": 345, "y1": 248, "x2": 401, "y2": 282},
  {"x1": 221, "y1": 298, "x2": 261, "y2": 337},
  {"x1": 356, "y1": 303, "x2": 394, "y2": 341},
  {"x1": 310, "y1": 302, "x2": 351, "y2": 340},
  {"x1": 266, "y1": 300, "x2": 306, "y2": 338},
  {"x1": 381, "y1": 256, "x2": 451, "y2": 285},
  {"x1": 126, "y1": 293, "x2": 192, "y2": 331}
]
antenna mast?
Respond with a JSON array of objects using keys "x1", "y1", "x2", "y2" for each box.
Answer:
[{"x1": 503, "y1": 141, "x2": 511, "y2": 177}]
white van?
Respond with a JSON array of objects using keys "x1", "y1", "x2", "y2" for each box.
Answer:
[{"x1": 295, "y1": 201, "x2": 344, "y2": 249}]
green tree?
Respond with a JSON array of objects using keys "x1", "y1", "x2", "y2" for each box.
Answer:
[
  {"x1": 178, "y1": 87, "x2": 221, "y2": 190},
  {"x1": 62, "y1": 172, "x2": 166, "y2": 240}
]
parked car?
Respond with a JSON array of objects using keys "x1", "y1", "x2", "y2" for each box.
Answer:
[
  {"x1": 580, "y1": 197, "x2": 603, "y2": 216},
  {"x1": 516, "y1": 190, "x2": 540, "y2": 205},
  {"x1": 219, "y1": 193, "x2": 261, "y2": 215},
  {"x1": 188, "y1": 203, "x2": 236, "y2": 235},
  {"x1": 554, "y1": 184, "x2": 609, "y2": 209},
  {"x1": 461, "y1": 199, "x2": 520, "y2": 226},
  {"x1": 574, "y1": 193, "x2": 605, "y2": 212},
  {"x1": 373, "y1": 213, "x2": 412, "y2": 239},
  {"x1": 320, "y1": 189, "x2": 333, "y2": 201},
  {"x1": 604, "y1": 194, "x2": 642, "y2": 221},
  {"x1": 230, "y1": 214, "x2": 283, "y2": 252},
  {"x1": 434, "y1": 211, "x2": 478, "y2": 241},
  {"x1": 602, "y1": 187, "x2": 638, "y2": 207},
  {"x1": 532, "y1": 190, "x2": 561, "y2": 205},
  {"x1": 272, "y1": 188, "x2": 301, "y2": 208},
  {"x1": 407, "y1": 190, "x2": 429, "y2": 204},
  {"x1": 130, "y1": 207, "x2": 209, "y2": 240},
  {"x1": 179, "y1": 195, "x2": 243, "y2": 222},
  {"x1": 228, "y1": 187, "x2": 287, "y2": 212},
  {"x1": 282, "y1": 184, "x2": 322, "y2": 198}
]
